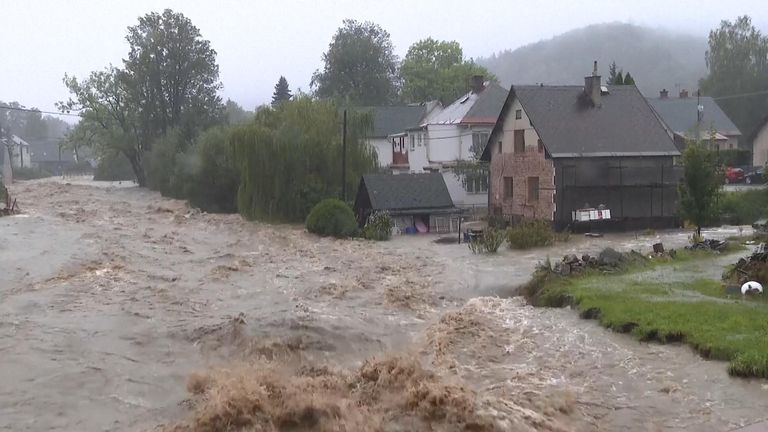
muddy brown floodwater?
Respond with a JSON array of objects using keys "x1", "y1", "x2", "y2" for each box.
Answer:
[{"x1": 1, "y1": 179, "x2": 767, "y2": 431}]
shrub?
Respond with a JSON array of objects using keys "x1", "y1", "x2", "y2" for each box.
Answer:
[
  {"x1": 12, "y1": 166, "x2": 52, "y2": 180},
  {"x1": 363, "y1": 211, "x2": 394, "y2": 241},
  {"x1": 94, "y1": 153, "x2": 136, "y2": 181},
  {"x1": 145, "y1": 129, "x2": 186, "y2": 196},
  {"x1": 719, "y1": 189, "x2": 768, "y2": 225},
  {"x1": 467, "y1": 227, "x2": 505, "y2": 254},
  {"x1": 306, "y1": 198, "x2": 358, "y2": 238},
  {"x1": 506, "y1": 220, "x2": 557, "y2": 249}
]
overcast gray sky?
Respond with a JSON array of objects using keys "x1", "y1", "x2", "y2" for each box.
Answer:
[{"x1": 2, "y1": 0, "x2": 766, "y2": 119}]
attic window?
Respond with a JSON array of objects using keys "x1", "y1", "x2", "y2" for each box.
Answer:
[{"x1": 515, "y1": 109, "x2": 522, "y2": 120}]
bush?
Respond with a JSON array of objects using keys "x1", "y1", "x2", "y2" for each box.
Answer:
[
  {"x1": 506, "y1": 220, "x2": 557, "y2": 249},
  {"x1": 719, "y1": 189, "x2": 768, "y2": 225},
  {"x1": 12, "y1": 166, "x2": 52, "y2": 180},
  {"x1": 468, "y1": 227, "x2": 505, "y2": 254},
  {"x1": 145, "y1": 130, "x2": 186, "y2": 196},
  {"x1": 94, "y1": 153, "x2": 136, "y2": 181},
  {"x1": 305, "y1": 198, "x2": 358, "y2": 238},
  {"x1": 363, "y1": 211, "x2": 394, "y2": 241}
]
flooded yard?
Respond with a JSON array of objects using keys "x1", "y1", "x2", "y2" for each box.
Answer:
[{"x1": 1, "y1": 179, "x2": 767, "y2": 431}]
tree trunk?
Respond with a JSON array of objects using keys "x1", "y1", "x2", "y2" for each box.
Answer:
[{"x1": 125, "y1": 151, "x2": 146, "y2": 187}]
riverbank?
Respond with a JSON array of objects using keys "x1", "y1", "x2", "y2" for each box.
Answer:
[{"x1": 524, "y1": 246, "x2": 768, "y2": 378}]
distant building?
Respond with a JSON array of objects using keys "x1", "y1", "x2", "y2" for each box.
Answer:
[
  {"x1": 750, "y1": 116, "x2": 768, "y2": 167},
  {"x1": 0, "y1": 134, "x2": 32, "y2": 169},
  {"x1": 648, "y1": 89, "x2": 742, "y2": 151},
  {"x1": 25, "y1": 137, "x2": 78, "y2": 175},
  {"x1": 482, "y1": 63, "x2": 681, "y2": 230},
  {"x1": 353, "y1": 173, "x2": 459, "y2": 233}
]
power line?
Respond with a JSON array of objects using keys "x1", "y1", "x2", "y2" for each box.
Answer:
[{"x1": 0, "y1": 104, "x2": 81, "y2": 118}]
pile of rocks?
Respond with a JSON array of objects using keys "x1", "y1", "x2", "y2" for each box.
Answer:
[
  {"x1": 553, "y1": 247, "x2": 638, "y2": 276},
  {"x1": 725, "y1": 243, "x2": 768, "y2": 286}
]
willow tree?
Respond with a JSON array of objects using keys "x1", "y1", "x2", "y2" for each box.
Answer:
[{"x1": 232, "y1": 96, "x2": 377, "y2": 222}]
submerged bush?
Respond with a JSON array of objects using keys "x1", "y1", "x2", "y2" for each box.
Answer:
[
  {"x1": 94, "y1": 153, "x2": 136, "y2": 182},
  {"x1": 306, "y1": 198, "x2": 358, "y2": 238},
  {"x1": 363, "y1": 211, "x2": 394, "y2": 241},
  {"x1": 506, "y1": 220, "x2": 557, "y2": 249},
  {"x1": 12, "y1": 166, "x2": 52, "y2": 180},
  {"x1": 468, "y1": 227, "x2": 505, "y2": 254}
]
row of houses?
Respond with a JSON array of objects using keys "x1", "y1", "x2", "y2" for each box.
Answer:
[{"x1": 356, "y1": 62, "x2": 757, "y2": 232}]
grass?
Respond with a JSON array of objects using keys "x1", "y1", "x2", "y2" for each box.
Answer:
[{"x1": 527, "y1": 254, "x2": 768, "y2": 378}]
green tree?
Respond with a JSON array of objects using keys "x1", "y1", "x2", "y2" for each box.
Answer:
[
  {"x1": 60, "y1": 9, "x2": 223, "y2": 186},
  {"x1": 311, "y1": 20, "x2": 398, "y2": 105},
  {"x1": 622, "y1": 72, "x2": 635, "y2": 85},
  {"x1": 400, "y1": 38, "x2": 495, "y2": 103},
  {"x1": 224, "y1": 99, "x2": 252, "y2": 125},
  {"x1": 233, "y1": 96, "x2": 377, "y2": 222},
  {"x1": 679, "y1": 134, "x2": 723, "y2": 237},
  {"x1": 614, "y1": 71, "x2": 624, "y2": 85},
  {"x1": 700, "y1": 16, "x2": 768, "y2": 137},
  {"x1": 271, "y1": 76, "x2": 292, "y2": 107},
  {"x1": 607, "y1": 61, "x2": 620, "y2": 84}
]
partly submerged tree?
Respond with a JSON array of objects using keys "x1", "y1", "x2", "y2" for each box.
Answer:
[
  {"x1": 700, "y1": 15, "x2": 768, "y2": 137},
  {"x1": 271, "y1": 76, "x2": 292, "y2": 107},
  {"x1": 59, "y1": 9, "x2": 223, "y2": 186},
  {"x1": 679, "y1": 130, "x2": 723, "y2": 237},
  {"x1": 311, "y1": 19, "x2": 398, "y2": 105},
  {"x1": 233, "y1": 96, "x2": 377, "y2": 222},
  {"x1": 400, "y1": 38, "x2": 495, "y2": 104}
]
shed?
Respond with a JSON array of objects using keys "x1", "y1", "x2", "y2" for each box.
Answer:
[{"x1": 353, "y1": 173, "x2": 459, "y2": 233}]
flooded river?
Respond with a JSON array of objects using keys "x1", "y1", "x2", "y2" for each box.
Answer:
[{"x1": 1, "y1": 179, "x2": 766, "y2": 431}]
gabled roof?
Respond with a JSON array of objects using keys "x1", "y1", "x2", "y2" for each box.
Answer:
[
  {"x1": 427, "y1": 82, "x2": 508, "y2": 125},
  {"x1": 356, "y1": 173, "x2": 454, "y2": 212},
  {"x1": 648, "y1": 96, "x2": 741, "y2": 137},
  {"x1": 359, "y1": 106, "x2": 427, "y2": 138},
  {"x1": 483, "y1": 85, "x2": 679, "y2": 160}
]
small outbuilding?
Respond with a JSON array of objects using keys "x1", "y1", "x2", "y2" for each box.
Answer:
[{"x1": 353, "y1": 173, "x2": 459, "y2": 233}]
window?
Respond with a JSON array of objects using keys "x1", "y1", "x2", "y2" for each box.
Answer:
[
  {"x1": 527, "y1": 176, "x2": 539, "y2": 202},
  {"x1": 514, "y1": 129, "x2": 525, "y2": 153},
  {"x1": 410, "y1": 135, "x2": 415, "y2": 151},
  {"x1": 464, "y1": 172, "x2": 489, "y2": 194},
  {"x1": 418, "y1": 133, "x2": 423, "y2": 147},
  {"x1": 504, "y1": 177, "x2": 513, "y2": 199},
  {"x1": 471, "y1": 132, "x2": 489, "y2": 156},
  {"x1": 497, "y1": 140, "x2": 502, "y2": 154},
  {"x1": 515, "y1": 109, "x2": 522, "y2": 120},
  {"x1": 538, "y1": 139, "x2": 544, "y2": 153}
]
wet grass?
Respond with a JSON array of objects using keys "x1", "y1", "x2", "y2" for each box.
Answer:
[{"x1": 527, "y1": 256, "x2": 768, "y2": 379}]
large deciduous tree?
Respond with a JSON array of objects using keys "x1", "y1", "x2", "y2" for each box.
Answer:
[
  {"x1": 311, "y1": 20, "x2": 398, "y2": 105},
  {"x1": 700, "y1": 15, "x2": 768, "y2": 138},
  {"x1": 400, "y1": 38, "x2": 494, "y2": 103},
  {"x1": 60, "y1": 9, "x2": 223, "y2": 186}
]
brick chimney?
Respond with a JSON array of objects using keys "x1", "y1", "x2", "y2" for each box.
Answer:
[
  {"x1": 679, "y1": 89, "x2": 689, "y2": 98},
  {"x1": 660, "y1": 89, "x2": 669, "y2": 99},
  {"x1": 584, "y1": 61, "x2": 601, "y2": 107},
  {"x1": 470, "y1": 75, "x2": 485, "y2": 93}
]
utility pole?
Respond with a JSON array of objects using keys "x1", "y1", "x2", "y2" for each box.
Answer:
[{"x1": 341, "y1": 109, "x2": 347, "y2": 202}]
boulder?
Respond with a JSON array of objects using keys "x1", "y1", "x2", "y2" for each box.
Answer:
[{"x1": 598, "y1": 247, "x2": 624, "y2": 267}]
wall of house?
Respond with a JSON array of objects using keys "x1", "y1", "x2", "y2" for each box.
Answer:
[
  {"x1": 368, "y1": 138, "x2": 393, "y2": 168},
  {"x1": 489, "y1": 98, "x2": 555, "y2": 220},
  {"x1": 405, "y1": 131, "x2": 429, "y2": 172},
  {"x1": 553, "y1": 156, "x2": 681, "y2": 229},
  {"x1": 753, "y1": 126, "x2": 768, "y2": 167},
  {"x1": 441, "y1": 170, "x2": 487, "y2": 208}
]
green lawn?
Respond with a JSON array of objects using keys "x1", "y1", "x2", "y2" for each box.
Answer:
[{"x1": 527, "y1": 259, "x2": 768, "y2": 378}]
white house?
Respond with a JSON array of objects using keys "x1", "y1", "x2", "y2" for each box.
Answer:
[
  {"x1": 393, "y1": 77, "x2": 507, "y2": 208},
  {"x1": 362, "y1": 103, "x2": 439, "y2": 168},
  {"x1": 0, "y1": 134, "x2": 32, "y2": 169}
]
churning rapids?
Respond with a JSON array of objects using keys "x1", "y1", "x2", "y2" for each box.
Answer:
[{"x1": 1, "y1": 178, "x2": 767, "y2": 431}]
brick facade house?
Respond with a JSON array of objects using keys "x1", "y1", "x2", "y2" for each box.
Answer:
[{"x1": 482, "y1": 64, "x2": 682, "y2": 230}]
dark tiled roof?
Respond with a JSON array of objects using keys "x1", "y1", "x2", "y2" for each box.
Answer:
[
  {"x1": 484, "y1": 85, "x2": 679, "y2": 160},
  {"x1": 359, "y1": 106, "x2": 426, "y2": 138},
  {"x1": 357, "y1": 173, "x2": 454, "y2": 211},
  {"x1": 648, "y1": 96, "x2": 741, "y2": 136}
]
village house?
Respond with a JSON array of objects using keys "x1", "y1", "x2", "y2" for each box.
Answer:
[
  {"x1": 0, "y1": 134, "x2": 32, "y2": 169},
  {"x1": 751, "y1": 116, "x2": 768, "y2": 167},
  {"x1": 648, "y1": 89, "x2": 742, "y2": 152},
  {"x1": 362, "y1": 104, "x2": 437, "y2": 168},
  {"x1": 482, "y1": 63, "x2": 681, "y2": 230},
  {"x1": 383, "y1": 76, "x2": 507, "y2": 209},
  {"x1": 353, "y1": 173, "x2": 459, "y2": 233}
]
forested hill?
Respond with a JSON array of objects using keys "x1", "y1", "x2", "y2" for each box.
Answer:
[{"x1": 478, "y1": 23, "x2": 708, "y2": 96}]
